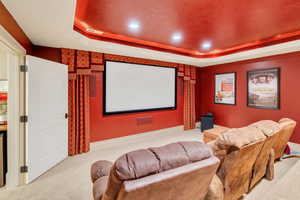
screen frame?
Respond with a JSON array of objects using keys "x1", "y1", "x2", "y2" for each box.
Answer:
[{"x1": 103, "y1": 60, "x2": 177, "y2": 115}]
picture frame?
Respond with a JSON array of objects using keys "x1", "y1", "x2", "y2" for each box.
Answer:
[
  {"x1": 214, "y1": 72, "x2": 236, "y2": 105},
  {"x1": 247, "y1": 67, "x2": 280, "y2": 109},
  {"x1": 0, "y1": 79, "x2": 8, "y2": 92}
]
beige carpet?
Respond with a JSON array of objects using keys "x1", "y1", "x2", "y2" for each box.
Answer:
[
  {"x1": 0, "y1": 126, "x2": 299, "y2": 200},
  {"x1": 263, "y1": 160, "x2": 300, "y2": 200}
]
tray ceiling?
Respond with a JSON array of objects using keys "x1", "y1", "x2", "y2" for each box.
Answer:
[
  {"x1": 3, "y1": 0, "x2": 300, "y2": 66},
  {"x1": 75, "y1": 0, "x2": 300, "y2": 58}
]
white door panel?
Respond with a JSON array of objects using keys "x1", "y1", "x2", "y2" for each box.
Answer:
[{"x1": 26, "y1": 55, "x2": 68, "y2": 183}]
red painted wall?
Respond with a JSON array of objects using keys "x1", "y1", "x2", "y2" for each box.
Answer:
[
  {"x1": 196, "y1": 51, "x2": 300, "y2": 143},
  {"x1": 90, "y1": 73, "x2": 184, "y2": 142},
  {"x1": 0, "y1": 1, "x2": 32, "y2": 52}
]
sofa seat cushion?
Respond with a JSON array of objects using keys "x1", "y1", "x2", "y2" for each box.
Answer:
[
  {"x1": 114, "y1": 141, "x2": 212, "y2": 181},
  {"x1": 248, "y1": 120, "x2": 281, "y2": 137},
  {"x1": 216, "y1": 126, "x2": 266, "y2": 150}
]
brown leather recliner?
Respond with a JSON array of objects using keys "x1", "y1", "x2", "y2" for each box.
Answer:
[
  {"x1": 207, "y1": 126, "x2": 267, "y2": 200},
  {"x1": 273, "y1": 118, "x2": 297, "y2": 159},
  {"x1": 91, "y1": 141, "x2": 220, "y2": 200},
  {"x1": 249, "y1": 118, "x2": 297, "y2": 189},
  {"x1": 248, "y1": 120, "x2": 282, "y2": 189},
  {"x1": 206, "y1": 118, "x2": 297, "y2": 200}
]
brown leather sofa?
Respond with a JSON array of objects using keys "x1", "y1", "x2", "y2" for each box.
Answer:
[
  {"x1": 206, "y1": 118, "x2": 297, "y2": 200},
  {"x1": 91, "y1": 141, "x2": 220, "y2": 200}
]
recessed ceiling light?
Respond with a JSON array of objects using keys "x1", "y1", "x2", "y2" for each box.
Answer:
[
  {"x1": 201, "y1": 41, "x2": 212, "y2": 50},
  {"x1": 128, "y1": 20, "x2": 140, "y2": 33},
  {"x1": 86, "y1": 28, "x2": 95, "y2": 33},
  {"x1": 86, "y1": 28, "x2": 104, "y2": 35},
  {"x1": 95, "y1": 30, "x2": 104, "y2": 35},
  {"x1": 171, "y1": 32, "x2": 182, "y2": 43}
]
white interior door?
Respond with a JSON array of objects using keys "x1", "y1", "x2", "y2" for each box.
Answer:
[{"x1": 26, "y1": 55, "x2": 68, "y2": 183}]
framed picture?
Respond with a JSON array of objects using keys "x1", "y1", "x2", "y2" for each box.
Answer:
[
  {"x1": 247, "y1": 68, "x2": 280, "y2": 109},
  {"x1": 0, "y1": 79, "x2": 8, "y2": 92},
  {"x1": 214, "y1": 72, "x2": 236, "y2": 105}
]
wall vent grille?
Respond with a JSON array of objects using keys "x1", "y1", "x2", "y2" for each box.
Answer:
[{"x1": 136, "y1": 116, "x2": 153, "y2": 125}]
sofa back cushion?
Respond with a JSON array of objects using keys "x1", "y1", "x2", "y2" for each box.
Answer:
[
  {"x1": 278, "y1": 118, "x2": 296, "y2": 129},
  {"x1": 216, "y1": 126, "x2": 266, "y2": 150},
  {"x1": 248, "y1": 120, "x2": 281, "y2": 137},
  {"x1": 115, "y1": 141, "x2": 213, "y2": 181}
]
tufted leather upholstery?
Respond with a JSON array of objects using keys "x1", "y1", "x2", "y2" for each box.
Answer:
[{"x1": 91, "y1": 141, "x2": 219, "y2": 200}]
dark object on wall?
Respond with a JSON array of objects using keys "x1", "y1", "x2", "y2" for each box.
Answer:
[
  {"x1": 201, "y1": 113, "x2": 214, "y2": 132},
  {"x1": 214, "y1": 72, "x2": 236, "y2": 105},
  {"x1": 247, "y1": 68, "x2": 280, "y2": 109},
  {"x1": 136, "y1": 116, "x2": 153, "y2": 125},
  {"x1": 0, "y1": 130, "x2": 7, "y2": 187}
]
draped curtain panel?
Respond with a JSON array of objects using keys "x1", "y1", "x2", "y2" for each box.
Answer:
[
  {"x1": 61, "y1": 48, "x2": 103, "y2": 155},
  {"x1": 178, "y1": 64, "x2": 197, "y2": 130}
]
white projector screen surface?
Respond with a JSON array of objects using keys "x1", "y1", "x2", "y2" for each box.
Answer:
[{"x1": 105, "y1": 61, "x2": 176, "y2": 114}]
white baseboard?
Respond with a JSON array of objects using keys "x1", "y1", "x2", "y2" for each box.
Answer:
[
  {"x1": 288, "y1": 142, "x2": 300, "y2": 152},
  {"x1": 196, "y1": 121, "x2": 201, "y2": 129}
]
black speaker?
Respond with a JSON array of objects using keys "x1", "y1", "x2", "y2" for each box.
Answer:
[{"x1": 201, "y1": 113, "x2": 214, "y2": 132}]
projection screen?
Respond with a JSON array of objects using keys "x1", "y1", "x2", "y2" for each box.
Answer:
[{"x1": 104, "y1": 61, "x2": 177, "y2": 114}]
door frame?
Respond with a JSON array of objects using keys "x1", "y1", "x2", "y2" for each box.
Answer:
[{"x1": 0, "y1": 25, "x2": 26, "y2": 187}]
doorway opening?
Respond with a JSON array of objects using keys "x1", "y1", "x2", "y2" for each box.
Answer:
[
  {"x1": 0, "y1": 26, "x2": 26, "y2": 189},
  {"x1": 0, "y1": 43, "x2": 8, "y2": 188}
]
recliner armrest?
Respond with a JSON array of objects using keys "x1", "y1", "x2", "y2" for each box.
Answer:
[
  {"x1": 207, "y1": 140, "x2": 218, "y2": 151},
  {"x1": 93, "y1": 176, "x2": 109, "y2": 200},
  {"x1": 207, "y1": 140, "x2": 227, "y2": 161},
  {"x1": 91, "y1": 160, "x2": 113, "y2": 183},
  {"x1": 205, "y1": 175, "x2": 224, "y2": 200}
]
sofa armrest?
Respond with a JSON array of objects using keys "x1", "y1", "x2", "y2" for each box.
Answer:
[
  {"x1": 91, "y1": 160, "x2": 113, "y2": 183},
  {"x1": 93, "y1": 176, "x2": 109, "y2": 200},
  {"x1": 207, "y1": 140, "x2": 227, "y2": 162},
  {"x1": 265, "y1": 148, "x2": 275, "y2": 180},
  {"x1": 207, "y1": 140, "x2": 218, "y2": 151},
  {"x1": 205, "y1": 175, "x2": 224, "y2": 200}
]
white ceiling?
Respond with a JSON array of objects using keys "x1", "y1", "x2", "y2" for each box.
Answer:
[{"x1": 3, "y1": 0, "x2": 300, "y2": 67}]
